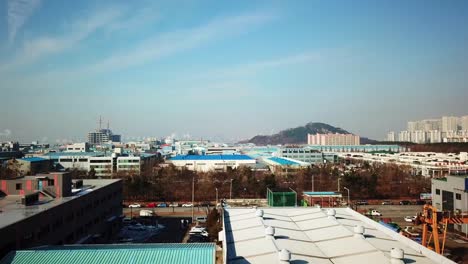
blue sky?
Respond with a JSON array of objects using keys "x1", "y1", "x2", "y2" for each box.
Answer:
[{"x1": 1, "y1": 0, "x2": 468, "y2": 143}]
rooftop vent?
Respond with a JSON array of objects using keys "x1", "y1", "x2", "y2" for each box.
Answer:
[
  {"x1": 278, "y1": 249, "x2": 291, "y2": 263},
  {"x1": 390, "y1": 248, "x2": 404, "y2": 264},
  {"x1": 353, "y1": 225, "x2": 365, "y2": 239},
  {"x1": 327, "y1": 209, "x2": 336, "y2": 220},
  {"x1": 256, "y1": 209, "x2": 264, "y2": 218},
  {"x1": 21, "y1": 192, "x2": 39, "y2": 206},
  {"x1": 265, "y1": 226, "x2": 275, "y2": 239}
]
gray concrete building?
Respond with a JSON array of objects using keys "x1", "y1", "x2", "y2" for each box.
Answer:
[
  {"x1": 432, "y1": 175, "x2": 468, "y2": 234},
  {"x1": 0, "y1": 173, "x2": 122, "y2": 258}
]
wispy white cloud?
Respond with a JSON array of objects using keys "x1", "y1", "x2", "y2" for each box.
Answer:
[
  {"x1": 195, "y1": 52, "x2": 323, "y2": 80},
  {"x1": 7, "y1": 0, "x2": 41, "y2": 43},
  {"x1": 83, "y1": 12, "x2": 276, "y2": 73},
  {"x1": 1, "y1": 7, "x2": 124, "y2": 71}
]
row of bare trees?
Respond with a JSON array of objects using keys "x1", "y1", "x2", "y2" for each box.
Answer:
[{"x1": 86, "y1": 161, "x2": 429, "y2": 202}]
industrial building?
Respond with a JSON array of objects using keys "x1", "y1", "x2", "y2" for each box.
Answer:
[
  {"x1": 221, "y1": 207, "x2": 453, "y2": 263},
  {"x1": 277, "y1": 147, "x2": 338, "y2": 164},
  {"x1": 341, "y1": 152, "x2": 468, "y2": 177},
  {"x1": 0, "y1": 173, "x2": 122, "y2": 258},
  {"x1": 169, "y1": 155, "x2": 256, "y2": 172},
  {"x1": 13, "y1": 157, "x2": 51, "y2": 175},
  {"x1": 432, "y1": 175, "x2": 468, "y2": 235},
  {"x1": 64, "y1": 143, "x2": 90, "y2": 152},
  {"x1": 39, "y1": 151, "x2": 156, "y2": 178}
]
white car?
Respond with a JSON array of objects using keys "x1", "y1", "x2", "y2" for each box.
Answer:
[
  {"x1": 128, "y1": 203, "x2": 141, "y2": 208},
  {"x1": 140, "y1": 209, "x2": 153, "y2": 217},
  {"x1": 369, "y1": 210, "x2": 382, "y2": 216},
  {"x1": 404, "y1": 216, "x2": 417, "y2": 223},
  {"x1": 182, "y1": 203, "x2": 193, "y2": 207},
  {"x1": 189, "y1": 226, "x2": 208, "y2": 237}
]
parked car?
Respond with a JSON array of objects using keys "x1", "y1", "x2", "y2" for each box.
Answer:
[
  {"x1": 415, "y1": 200, "x2": 426, "y2": 205},
  {"x1": 404, "y1": 216, "x2": 417, "y2": 223},
  {"x1": 188, "y1": 234, "x2": 209, "y2": 243},
  {"x1": 356, "y1": 200, "x2": 369, "y2": 205},
  {"x1": 182, "y1": 203, "x2": 193, "y2": 207},
  {"x1": 195, "y1": 216, "x2": 207, "y2": 223},
  {"x1": 128, "y1": 203, "x2": 141, "y2": 208},
  {"x1": 169, "y1": 203, "x2": 179, "y2": 207},
  {"x1": 190, "y1": 226, "x2": 207, "y2": 233},
  {"x1": 146, "y1": 202, "x2": 156, "y2": 208},
  {"x1": 200, "y1": 202, "x2": 213, "y2": 207},
  {"x1": 399, "y1": 200, "x2": 411, "y2": 205},
  {"x1": 157, "y1": 203, "x2": 167, "y2": 207},
  {"x1": 403, "y1": 226, "x2": 420, "y2": 237},
  {"x1": 365, "y1": 209, "x2": 382, "y2": 216},
  {"x1": 381, "y1": 200, "x2": 393, "y2": 205},
  {"x1": 369, "y1": 209, "x2": 382, "y2": 216}
]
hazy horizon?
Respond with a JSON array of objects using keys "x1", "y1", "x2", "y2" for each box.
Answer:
[{"x1": 1, "y1": 0, "x2": 468, "y2": 143}]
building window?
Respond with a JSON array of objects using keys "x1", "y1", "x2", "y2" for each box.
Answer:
[
  {"x1": 16, "y1": 183, "x2": 22, "y2": 190},
  {"x1": 48, "y1": 179, "x2": 55, "y2": 186},
  {"x1": 435, "y1": 189, "x2": 440, "y2": 195},
  {"x1": 456, "y1": 193, "x2": 461, "y2": 200}
]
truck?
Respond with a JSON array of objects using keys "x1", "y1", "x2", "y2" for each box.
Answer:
[{"x1": 139, "y1": 209, "x2": 153, "y2": 217}]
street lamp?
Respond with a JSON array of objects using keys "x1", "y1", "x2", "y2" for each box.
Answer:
[
  {"x1": 191, "y1": 176, "x2": 195, "y2": 222},
  {"x1": 343, "y1": 187, "x2": 350, "y2": 206}
]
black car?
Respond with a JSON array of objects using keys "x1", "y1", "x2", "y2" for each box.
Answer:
[
  {"x1": 188, "y1": 235, "x2": 210, "y2": 243},
  {"x1": 399, "y1": 200, "x2": 411, "y2": 205}
]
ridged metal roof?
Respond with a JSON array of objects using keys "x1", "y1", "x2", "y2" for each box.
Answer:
[{"x1": 1, "y1": 244, "x2": 215, "y2": 264}]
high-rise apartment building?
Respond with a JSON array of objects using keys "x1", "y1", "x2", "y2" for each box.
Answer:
[
  {"x1": 442, "y1": 116, "x2": 459, "y2": 132},
  {"x1": 386, "y1": 132, "x2": 395, "y2": 142},
  {"x1": 461, "y1": 116, "x2": 468, "y2": 131},
  {"x1": 307, "y1": 133, "x2": 360, "y2": 146},
  {"x1": 398, "y1": 131, "x2": 411, "y2": 142}
]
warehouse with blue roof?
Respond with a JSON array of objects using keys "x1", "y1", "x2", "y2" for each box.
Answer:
[
  {"x1": 13, "y1": 157, "x2": 51, "y2": 176},
  {"x1": 0, "y1": 244, "x2": 216, "y2": 264},
  {"x1": 169, "y1": 154, "x2": 256, "y2": 172}
]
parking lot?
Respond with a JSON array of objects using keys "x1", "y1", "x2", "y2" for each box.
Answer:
[{"x1": 356, "y1": 204, "x2": 468, "y2": 262}]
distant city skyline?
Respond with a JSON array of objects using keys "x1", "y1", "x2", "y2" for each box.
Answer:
[{"x1": 1, "y1": 1, "x2": 468, "y2": 143}]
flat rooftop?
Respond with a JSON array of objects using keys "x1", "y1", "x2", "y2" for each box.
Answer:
[
  {"x1": 224, "y1": 207, "x2": 453, "y2": 264},
  {"x1": 170, "y1": 154, "x2": 254, "y2": 161},
  {"x1": 0, "y1": 243, "x2": 215, "y2": 264},
  {"x1": 0, "y1": 179, "x2": 121, "y2": 230}
]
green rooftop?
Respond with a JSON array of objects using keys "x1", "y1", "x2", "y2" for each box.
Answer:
[{"x1": 0, "y1": 244, "x2": 216, "y2": 264}]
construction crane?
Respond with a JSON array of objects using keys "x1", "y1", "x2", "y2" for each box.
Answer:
[{"x1": 414, "y1": 204, "x2": 468, "y2": 254}]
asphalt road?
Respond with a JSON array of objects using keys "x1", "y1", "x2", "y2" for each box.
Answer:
[
  {"x1": 123, "y1": 206, "x2": 211, "y2": 217},
  {"x1": 355, "y1": 204, "x2": 423, "y2": 227}
]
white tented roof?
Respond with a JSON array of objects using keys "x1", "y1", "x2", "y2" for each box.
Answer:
[{"x1": 223, "y1": 207, "x2": 454, "y2": 264}]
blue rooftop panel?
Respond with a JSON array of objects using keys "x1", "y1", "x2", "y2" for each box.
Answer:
[
  {"x1": 268, "y1": 157, "x2": 299, "y2": 166},
  {"x1": 170, "y1": 154, "x2": 253, "y2": 161},
  {"x1": 19, "y1": 157, "x2": 48, "y2": 162},
  {"x1": 0, "y1": 243, "x2": 216, "y2": 264}
]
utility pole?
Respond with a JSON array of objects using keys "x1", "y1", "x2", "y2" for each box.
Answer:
[
  {"x1": 230, "y1": 179, "x2": 233, "y2": 200},
  {"x1": 215, "y1": 187, "x2": 218, "y2": 208},
  {"x1": 337, "y1": 177, "x2": 341, "y2": 192},
  {"x1": 311, "y1": 175, "x2": 314, "y2": 192},
  {"x1": 191, "y1": 176, "x2": 195, "y2": 222}
]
